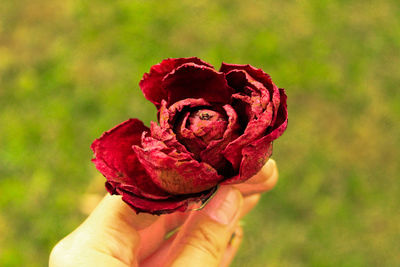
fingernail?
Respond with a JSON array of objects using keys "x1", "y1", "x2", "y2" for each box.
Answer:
[{"x1": 203, "y1": 187, "x2": 242, "y2": 225}]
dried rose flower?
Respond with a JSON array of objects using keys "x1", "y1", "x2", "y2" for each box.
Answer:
[{"x1": 91, "y1": 57, "x2": 288, "y2": 214}]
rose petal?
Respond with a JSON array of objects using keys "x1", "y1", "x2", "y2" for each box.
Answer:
[
  {"x1": 230, "y1": 94, "x2": 252, "y2": 131},
  {"x1": 225, "y1": 69, "x2": 268, "y2": 95},
  {"x1": 150, "y1": 121, "x2": 193, "y2": 156},
  {"x1": 221, "y1": 63, "x2": 281, "y2": 125},
  {"x1": 140, "y1": 57, "x2": 213, "y2": 108},
  {"x1": 133, "y1": 136, "x2": 223, "y2": 194},
  {"x1": 221, "y1": 140, "x2": 273, "y2": 185},
  {"x1": 222, "y1": 88, "x2": 288, "y2": 184},
  {"x1": 223, "y1": 102, "x2": 274, "y2": 170},
  {"x1": 159, "y1": 98, "x2": 212, "y2": 129},
  {"x1": 188, "y1": 109, "x2": 227, "y2": 142},
  {"x1": 162, "y1": 63, "x2": 234, "y2": 106},
  {"x1": 200, "y1": 105, "x2": 240, "y2": 175},
  {"x1": 267, "y1": 88, "x2": 288, "y2": 141},
  {"x1": 117, "y1": 187, "x2": 217, "y2": 215},
  {"x1": 174, "y1": 108, "x2": 228, "y2": 155},
  {"x1": 175, "y1": 111, "x2": 208, "y2": 155},
  {"x1": 141, "y1": 132, "x2": 194, "y2": 162},
  {"x1": 158, "y1": 99, "x2": 213, "y2": 155},
  {"x1": 91, "y1": 119, "x2": 170, "y2": 199},
  {"x1": 270, "y1": 83, "x2": 282, "y2": 126},
  {"x1": 220, "y1": 62, "x2": 273, "y2": 90}
]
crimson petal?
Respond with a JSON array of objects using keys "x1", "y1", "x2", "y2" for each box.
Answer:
[
  {"x1": 222, "y1": 140, "x2": 273, "y2": 185},
  {"x1": 220, "y1": 62, "x2": 273, "y2": 89},
  {"x1": 140, "y1": 57, "x2": 213, "y2": 109},
  {"x1": 117, "y1": 187, "x2": 217, "y2": 215},
  {"x1": 223, "y1": 89, "x2": 288, "y2": 184},
  {"x1": 159, "y1": 98, "x2": 212, "y2": 128},
  {"x1": 162, "y1": 63, "x2": 234, "y2": 106},
  {"x1": 133, "y1": 135, "x2": 223, "y2": 194},
  {"x1": 150, "y1": 121, "x2": 193, "y2": 156},
  {"x1": 200, "y1": 105, "x2": 240, "y2": 173},
  {"x1": 221, "y1": 63, "x2": 281, "y2": 125},
  {"x1": 91, "y1": 119, "x2": 170, "y2": 199},
  {"x1": 223, "y1": 101, "x2": 274, "y2": 170}
]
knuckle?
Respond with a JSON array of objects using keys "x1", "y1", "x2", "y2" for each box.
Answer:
[{"x1": 181, "y1": 223, "x2": 224, "y2": 262}]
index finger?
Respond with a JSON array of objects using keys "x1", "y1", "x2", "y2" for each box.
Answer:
[{"x1": 233, "y1": 159, "x2": 278, "y2": 197}]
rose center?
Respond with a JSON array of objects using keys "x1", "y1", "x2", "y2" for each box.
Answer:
[{"x1": 188, "y1": 109, "x2": 227, "y2": 143}]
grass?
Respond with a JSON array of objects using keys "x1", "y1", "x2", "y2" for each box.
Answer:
[{"x1": 0, "y1": 0, "x2": 399, "y2": 266}]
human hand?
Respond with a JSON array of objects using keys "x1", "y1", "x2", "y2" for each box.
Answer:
[{"x1": 49, "y1": 159, "x2": 278, "y2": 267}]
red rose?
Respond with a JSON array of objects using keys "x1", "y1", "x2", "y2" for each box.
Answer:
[{"x1": 91, "y1": 57, "x2": 288, "y2": 214}]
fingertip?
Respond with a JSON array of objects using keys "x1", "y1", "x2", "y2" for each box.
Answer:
[
  {"x1": 240, "y1": 194, "x2": 261, "y2": 218},
  {"x1": 263, "y1": 165, "x2": 279, "y2": 190},
  {"x1": 260, "y1": 158, "x2": 277, "y2": 181}
]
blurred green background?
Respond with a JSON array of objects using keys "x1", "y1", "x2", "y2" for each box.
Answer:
[{"x1": 1, "y1": 0, "x2": 399, "y2": 266}]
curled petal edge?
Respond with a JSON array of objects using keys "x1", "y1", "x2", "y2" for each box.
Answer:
[{"x1": 140, "y1": 57, "x2": 213, "y2": 108}]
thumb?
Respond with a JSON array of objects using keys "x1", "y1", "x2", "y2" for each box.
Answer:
[
  {"x1": 166, "y1": 186, "x2": 243, "y2": 267},
  {"x1": 50, "y1": 194, "x2": 157, "y2": 267}
]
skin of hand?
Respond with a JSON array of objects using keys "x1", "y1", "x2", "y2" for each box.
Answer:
[{"x1": 49, "y1": 159, "x2": 278, "y2": 267}]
